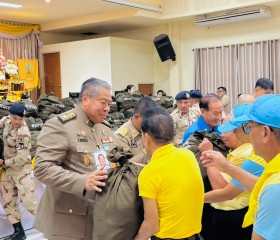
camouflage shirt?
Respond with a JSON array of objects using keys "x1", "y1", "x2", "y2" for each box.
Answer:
[
  {"x1": 0, "y1": 116, "x2": 32, "y2": 175},
  {"x1": 170, "y1": 108, "x2": 197, "y2": 147}
]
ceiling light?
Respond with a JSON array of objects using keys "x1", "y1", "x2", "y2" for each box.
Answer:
[
  {"x1": 102, "y1": 0, "x2": 162, "y2": 13},
  {"x1": 0, "y1": 2, "x2": 23, "y2": 8}
]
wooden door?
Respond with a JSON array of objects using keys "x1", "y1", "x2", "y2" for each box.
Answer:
[
  {"x1": 138, "y1": 84, "x2": 154, "y2": 96},
  {"x1": 43, "y1": 52, "x2": 62, "y2": 98}
]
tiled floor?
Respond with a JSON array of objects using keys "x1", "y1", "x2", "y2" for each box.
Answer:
[{"x1": 0, "y1": 228, "x2": 46, "y2": 240}]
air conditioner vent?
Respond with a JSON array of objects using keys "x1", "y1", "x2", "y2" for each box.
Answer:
[{"x1": 195, "y1": 6, "x2": 271, "y2": 26}]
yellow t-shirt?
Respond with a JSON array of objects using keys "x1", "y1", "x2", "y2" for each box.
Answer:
[{"x1": 138, "y1": 144, "x2": 204, "y2": 239}]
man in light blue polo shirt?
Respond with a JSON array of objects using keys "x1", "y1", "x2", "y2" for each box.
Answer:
[{"x1": 182, "y1": 94, "x2": 223, "y2": 145}]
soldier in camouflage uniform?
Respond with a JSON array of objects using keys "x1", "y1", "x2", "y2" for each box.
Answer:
[
  {"x1": 113, "y1": 97, "x2": 157, "y2": 164},
  {"x1": 0, "y1": 103, "x2": 36, "y2": 240},
  {"x1": 170, "y1": 91, "x2": 197, "y2": 147}
]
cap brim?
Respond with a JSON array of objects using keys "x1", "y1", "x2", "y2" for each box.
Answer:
[{"x1": 219, "y1": 114, "x2": 251, "y2": 133}]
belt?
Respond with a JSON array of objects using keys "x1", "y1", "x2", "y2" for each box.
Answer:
[{"x1": 151, "y1": 234, "x2": 202, "y2": 240}]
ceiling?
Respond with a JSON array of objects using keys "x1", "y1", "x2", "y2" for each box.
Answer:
[
  {"x1": 1, "y1": 0, "x2": 280, "y2": 36},
  {"x1": 0, "y1": 0, "x2": 165, "y2": 35}
]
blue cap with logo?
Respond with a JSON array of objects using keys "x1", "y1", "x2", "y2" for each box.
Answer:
[
  {"x1": 175, "y1": 91, "x2": 190, "y2": 101},
  {"x1": 189, "y1": 90, "x2": 202, "y2": 99},
  {"x1": 218, "y1": 103, "x2": 252, "y2": 133},
  {"x1": 9, "y1": 103, "x2": 25, "y2": 117},
  {"x1": 230, "y1": 94, "x2": 280, "y2": 129}
]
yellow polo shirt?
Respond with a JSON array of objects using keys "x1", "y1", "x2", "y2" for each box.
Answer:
[{"x1": 138, "y1": 144, "x2": 204, "y2": 239}]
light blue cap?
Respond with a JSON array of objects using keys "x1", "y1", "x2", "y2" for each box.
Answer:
[
  {"x1": 218, "y1": 103, "x2": 252, "y2": 133},
  {"x1": 230, "y1": 94, "x2": 280, "y2": 128}
]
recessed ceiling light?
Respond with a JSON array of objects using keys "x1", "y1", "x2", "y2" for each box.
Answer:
[{"x1": 0, "y1": 2, "x2": 23, "y2": 8}]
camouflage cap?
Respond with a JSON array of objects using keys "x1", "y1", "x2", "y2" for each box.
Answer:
[{"x1": 9, "y1": 103, "x2": 25, "y2": 117}]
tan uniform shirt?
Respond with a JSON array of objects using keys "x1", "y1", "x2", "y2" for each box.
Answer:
[
  {"x1": 0, "y1": 116, "x2": 31, "y2": 175},
  {"x1": 114, "y1": 119, "x2": 148, "y2": 164},
  {"x1": 189, "y1": 103, "x2": 201, "y2": 121},
  {"x1": 221, "y1": 95, "x2": 232, "y2": 116},
  {"x1": 170, "y1": 109, "x2": 196, "y2": 147},
  {"x1": 34, "y1": 105, "x2": 116, "y2": 240}
]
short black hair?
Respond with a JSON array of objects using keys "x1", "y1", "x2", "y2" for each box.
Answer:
[
  {"x1": 157, "y1": 90, "x2": 164, "y2": 95},
  {"x1": 125, "y1": 84, "x2": 135, "y2": 92},
  {"x1": 134, "y1": 97, "x2": 157, "y2": 115},
  {"x1": 217, "y1": 87, "x2": 227, "y2": 93},
  {"x1": 255, "y1": 78, "x2": 274, "y2": 91},
  {"x1": 199, "y1": 93, "x2": 221, "y2": 110},
  {"x1": 141, "y1": 106, "x2": 174, "y2": 144}
]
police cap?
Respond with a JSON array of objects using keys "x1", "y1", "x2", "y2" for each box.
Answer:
[
  {"x1": 9, "y1": 103, "x2": 25, "y2": 117},
  {"x1": 189, "y1": 90, "x2": 202, "y2": 99},
  {"x1": 175, "y1": 91, "x2": 190, "y2": 101}
]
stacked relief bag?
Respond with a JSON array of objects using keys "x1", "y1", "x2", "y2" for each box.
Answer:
[
  {"x1": 37, "y1": 92, "x2": 65, "y2": 122},
  {"x1": 115, "y1": 91, "x2": 134, "y2": 114},
  {"x1": 61, "y1": 92, "x2": 80, "y2": 112},
  {"x1": 0, "y1": 100, "x2": 12, "y2": 119}
]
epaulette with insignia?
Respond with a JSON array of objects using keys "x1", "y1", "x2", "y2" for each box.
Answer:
[
  {"x1": 116, "y1": 127, "x2": 129, "y2": 137},
  {"x1": 58, "y1": 112, "x2": 77, "y2": 124},
  {"x1": 102, "y1": 120, "x2": 111, "y2": 128}
]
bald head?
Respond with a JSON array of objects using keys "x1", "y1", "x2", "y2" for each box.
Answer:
[{"x1": 238, "y1": 93, "x2": 255, "y2": 104}]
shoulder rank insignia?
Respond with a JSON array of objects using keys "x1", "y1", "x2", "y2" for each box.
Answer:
[
  {"x1": 101, "y1": 120, "x2": 111, "y2": 128},
  {"x1": 116, "y1": 127, "x2": 129, "y2": 137},
  {"x1": 58, "y1": 112, "x2": 77, "y2": 124}
]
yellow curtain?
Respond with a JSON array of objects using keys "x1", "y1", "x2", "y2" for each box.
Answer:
[
  {"x1": 0, "y1": 22, "x2": 40, "y2": 35},
  {"x1": 17, "y1": 59, "x2": 40, "y2": 90}
]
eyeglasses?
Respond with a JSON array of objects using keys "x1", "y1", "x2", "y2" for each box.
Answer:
[
  {"x1": 242, "y1": 122, "x2": 274, "y2": 134},
  {"x1": 242, "y1": 123, "x2": 261, "y2": 134}
]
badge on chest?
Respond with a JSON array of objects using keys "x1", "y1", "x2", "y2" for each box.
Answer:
[{"x1": 131, "y1": 139, "x2": 138, "y2": 148}]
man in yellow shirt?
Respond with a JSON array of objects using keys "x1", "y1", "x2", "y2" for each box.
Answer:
[{"x1": 134, "y1": 106, "x2": 204, "y2": 240}]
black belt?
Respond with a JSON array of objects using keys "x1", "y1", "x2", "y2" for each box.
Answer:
[{"x1": 151, "y1": 234, "x2": 202, "y2": 240}]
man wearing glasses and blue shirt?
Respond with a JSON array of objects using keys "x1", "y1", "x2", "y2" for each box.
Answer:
[{"x1": 201, "y1": 94, "x2": 280, "y2": 240}]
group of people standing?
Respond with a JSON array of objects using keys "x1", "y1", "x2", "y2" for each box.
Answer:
[{"x1": 0, "y1": 76, "x2": 279, "y2": 240}]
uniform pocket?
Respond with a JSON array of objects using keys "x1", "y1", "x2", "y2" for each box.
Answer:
[
  {"x1": 76, "y1": 145, "x2": 97, "y2": 172},
  {"x1": 53, "y1": 192, "x2": 88, "y2": 238}
]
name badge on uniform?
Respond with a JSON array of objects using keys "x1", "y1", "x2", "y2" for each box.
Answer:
[
  {"x1": 78, "y1": 130, "x2": 88, "y2": 142},
  {"x1": 78, "y1": 137, "x2": 88, "y2": 142},
  {"x1": 131, "y1": 139, "x2": 138, "y2": 148}
]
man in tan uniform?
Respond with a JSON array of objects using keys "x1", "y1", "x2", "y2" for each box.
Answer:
[
  {"x1": 114, "y1": 97, "x2": 156, "y2": 164},
  {"x1": 34, "y1": 78, "x2": 116, "y2": 240},
  {"x1": 217, "y1": 87, "x2": 231, "y2": 117},
  {"x1": 171, "y1": 91, "x2": 197, "y2": 147},
  {"x1": 0, "y1": 103, "x2": 36, "y2": 240}
]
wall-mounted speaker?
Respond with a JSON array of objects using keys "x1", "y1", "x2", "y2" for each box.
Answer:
[{"x1": 153, "y1": 34, "x2": 176, "y2": 62}]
